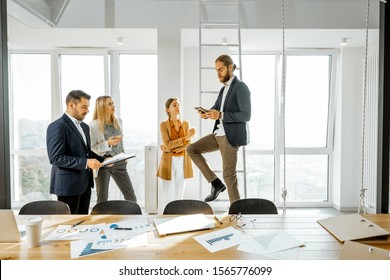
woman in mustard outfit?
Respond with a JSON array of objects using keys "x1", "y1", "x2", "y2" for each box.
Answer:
[{"x1": 157, "y1": 98, "x2": 196, "y2": 210}]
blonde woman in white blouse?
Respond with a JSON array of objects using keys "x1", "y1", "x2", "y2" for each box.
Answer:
[{"x1": 89, "y1": 96, "x2": 136, "y2": 203}]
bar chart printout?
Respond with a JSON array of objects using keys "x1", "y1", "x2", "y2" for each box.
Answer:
[{"x1": 193, "y1": 226, "x2": 247, "y2": 253}]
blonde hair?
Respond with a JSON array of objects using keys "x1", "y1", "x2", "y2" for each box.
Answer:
[{"x1": 93, "y1": 96, "x2": 121, "y2": 132}]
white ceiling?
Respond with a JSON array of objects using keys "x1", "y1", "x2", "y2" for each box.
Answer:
[{"x1": 6, "y1": 0, "x2": 381, "y2": 51}]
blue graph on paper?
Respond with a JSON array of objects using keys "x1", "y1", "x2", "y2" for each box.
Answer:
[
  {"x1": 206, "y1": 233, "x2": 234, "y2": 245},
  {"x1": 194, "y1": 227, "x2": 245, "y2": 253}
]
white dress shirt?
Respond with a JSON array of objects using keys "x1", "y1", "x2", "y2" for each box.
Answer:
[
  {"x1": 215, "y1": 75, "x2": 234, "y2": 137},
  {"x1": 65, "y1": 112, "x2": 87, "y2": 144}
]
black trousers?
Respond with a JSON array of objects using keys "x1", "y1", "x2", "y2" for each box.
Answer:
[{"x1": 57, "y1": 187, "x2": 91, "y2": 214}]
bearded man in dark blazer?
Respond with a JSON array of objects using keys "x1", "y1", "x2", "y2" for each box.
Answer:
[
  {"x1": 46, "y1": 90, "x2": 104, "y2": 214},
  {"x1": 187, "y1": 54, "x2": 251, "y2": 204}
]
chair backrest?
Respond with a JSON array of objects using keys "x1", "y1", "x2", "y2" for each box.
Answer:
[
  {"x1": 19, "y1": 200, "x2": 71, "y2": 215},
  {"x1": 163, "y1": 199, "x2": 214, "y2": 215},
  {"x1": 228, "y1": 198, "x2": 278, "y2": 214},
  {"x1": 91, "y1": 200, "x2": 142, "y2": 215}
]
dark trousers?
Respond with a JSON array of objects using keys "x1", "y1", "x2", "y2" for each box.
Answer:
[
  {"x1": 57, "y1": 186, "x2": 91, "y2": 214},
  {"x1": 95, "y1": 161, "x2": 137, "y2": 203}
]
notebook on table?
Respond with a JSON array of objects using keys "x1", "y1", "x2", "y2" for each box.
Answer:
[
  {"x1": 154, "y1": 214, "x2": 215, "y2": 236},
  {"x1": 0, "y1": 210, "x2": 26, "y2": 242}
]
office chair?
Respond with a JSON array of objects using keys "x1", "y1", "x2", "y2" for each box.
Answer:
[
  {"x1": 228, "y1": 198, "x2": 278, "y2": 215},
  {"x1": 90, "y1": 200, "x2": 142, "y2": 215},
  {"x1": 19, "y1": 200, "x2": 71, "y2": 215},
  {"x1": 163, "y1": 199, "x2": 214, "y2": 215}
]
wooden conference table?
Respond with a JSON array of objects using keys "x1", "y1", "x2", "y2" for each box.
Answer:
[{"x1": 1, "y1": 213, "x2": 389, "y2": 260}]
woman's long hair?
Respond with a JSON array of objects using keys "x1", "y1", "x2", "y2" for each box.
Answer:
[{"x1": 93, "y1": 96, "x2": 121, "y2": 132}]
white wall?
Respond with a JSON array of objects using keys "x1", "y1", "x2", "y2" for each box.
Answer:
[{"x1": 332, "y1": 47, "x2": 365, "y2": 211}]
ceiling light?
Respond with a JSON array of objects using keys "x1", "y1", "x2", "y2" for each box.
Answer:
[
  {"x1": 117, "y1": 37, "x2": 124, "y2": 45},
  {"x1": 340, "y1": 38, "x2": 347, "y2": 46},
  {"x1": 221, "y1": 37, "x2": 228, "y2": 46}
]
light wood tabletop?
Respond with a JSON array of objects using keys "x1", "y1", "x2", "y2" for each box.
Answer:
[{"x1": 0, "y1": 213, "x2": 389, "y2": 260}]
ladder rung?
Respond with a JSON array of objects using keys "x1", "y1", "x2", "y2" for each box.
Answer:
[
  {"x1": 201, "y1": 22, "x2": 239, "y2": 27},
  {"x1": 201, "y1": 1, "x2": 238, "y2": 6},
  {"x1": 201, "y1": 43, "x2": 240, "y2": 47}
]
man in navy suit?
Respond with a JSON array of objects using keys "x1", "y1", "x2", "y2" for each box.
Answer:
[
  {"x1": 187, "y1": 54, "x2": 251, "y2": 204},
  {"x1": 46, "y1": 90, "x2": 104, "y2": 214}
]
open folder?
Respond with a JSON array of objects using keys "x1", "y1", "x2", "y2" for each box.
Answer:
[
  {"x1": 102, "y1": 152, "x2": 136, "y2": 166},
  {"x1": 154, "y1": 214, "x2": 215, "y2": 236}
]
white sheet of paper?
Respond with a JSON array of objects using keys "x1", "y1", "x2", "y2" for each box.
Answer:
[
  {"x1": 44, "y1": 223, "x2": 105, "y2": 241},
  {"x1": 103, "y1": 218, "x2": 152, "y2": 239},
  {"x1": 154, "y1": 214, "x2": 215, "y2": 236},
  {"x1": 193, "y1": 226, "x2": 247, "y2": 253},
  {"x1": 238, "y1": 244, "x2": 300, "y2": 260},
  {"x1": 237, "y1": 232, "x2": 304, "y2": 257},
  {"x1": 91, "y1": 233, "x2": 148, "y2": 250}
]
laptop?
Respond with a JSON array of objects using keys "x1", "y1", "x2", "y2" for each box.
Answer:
[
  {"x1": 0, "y1": 210, "x2": 26, "y2": 242},
  {"x1": 154, "y1": 214, "x2": 215, "y2": 236}
]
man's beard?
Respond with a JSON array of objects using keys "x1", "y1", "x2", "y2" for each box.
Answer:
[{"x1": 221, "y1": 72, "x2": 231, "y2": 83}]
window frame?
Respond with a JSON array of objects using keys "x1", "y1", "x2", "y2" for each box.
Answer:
[{"x1": 244, "y1": 49, "x2": 337, "y2": 207}]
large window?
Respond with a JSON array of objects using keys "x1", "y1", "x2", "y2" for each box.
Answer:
[
  {"x1": 244, "y1": 55, "x2": 276, "y2": 202},
  {"x1": 285, "y1": 56, "x2": 330, "y2": 148},
  {"x1": 60, "y1": 54, "x2": 107, "y2": 124},
  {"x1": 10, "y1": 52, "x2": 157, "y2": 207},
  {"x1": 243, "y1": 52, "x2": 334, "y2": 205},
  {"x1": 117, "y1": 54, "x2": 158, "y2": 203},
  {"x1": 282, "y1": 55, "x2": 332, "y2": 202},
  {"x1": 10, "y1": 53, "x2": 52, "y2": 203}
]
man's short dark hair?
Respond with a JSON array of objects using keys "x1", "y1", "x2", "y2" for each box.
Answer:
[{"x1": 65, "y1": 90, "x2": 91, "y2": 105}]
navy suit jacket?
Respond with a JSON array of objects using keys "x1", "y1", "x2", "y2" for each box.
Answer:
[
  {"x1": 46, "y1": 114, "x2": 104, "y2": 196},
  {"x1": 211, "y1": 76, "x2": 251, "y2": 147}
]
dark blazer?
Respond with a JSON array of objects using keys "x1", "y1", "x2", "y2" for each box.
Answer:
[
  {"x1": 46, "y1": 114, "x2": 104, "y2": 197},
  {"x1": 211, "y1": 76, "x2": 251, "y2": 147}
]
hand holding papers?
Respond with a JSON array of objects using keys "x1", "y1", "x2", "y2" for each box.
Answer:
[{"x1": 102, "y1": 152, "x2": 136, "y2": 167}]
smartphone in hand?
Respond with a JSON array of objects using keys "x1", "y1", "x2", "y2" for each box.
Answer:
[{"x1": 194, "y1": 107, "x2": 209, "y2": 114}]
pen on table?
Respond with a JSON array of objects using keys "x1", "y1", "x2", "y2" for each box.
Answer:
[
  {"x1": 114, "y1": 227, "x2": 133, "y2": 231},
  {"x1": 213, "y1": 216, "x2": 223, "y2": 225},
  {"x1": 71, "y1": 219, "x2": 86, "y2": 228}
]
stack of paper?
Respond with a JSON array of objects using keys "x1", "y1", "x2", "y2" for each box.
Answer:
[{"x1": 102, "y1": 153, "x2": 136, "y2": 166}]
